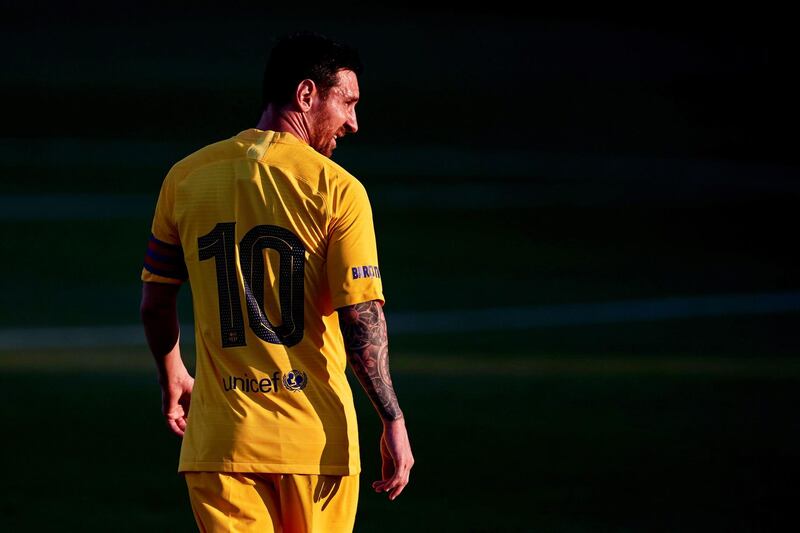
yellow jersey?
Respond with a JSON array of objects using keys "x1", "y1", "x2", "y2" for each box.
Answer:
[{"x1": 141, "y1": 129, "x2": 384, "y2": 475}]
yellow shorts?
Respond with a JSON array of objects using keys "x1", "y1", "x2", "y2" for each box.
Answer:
[{"x1": 185, "y1": 472, "x2": 359, "y2": 533}]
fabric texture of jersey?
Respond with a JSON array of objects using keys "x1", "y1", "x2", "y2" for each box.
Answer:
[{"x1": 141, "y1": 129, "x2": 384, "y2": 475}]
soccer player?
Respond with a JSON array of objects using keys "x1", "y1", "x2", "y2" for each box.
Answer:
[{"x1": 139, "y1": 32, "x2": 413, "y2": 532}]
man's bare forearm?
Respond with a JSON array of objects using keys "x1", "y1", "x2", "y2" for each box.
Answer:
[
  {"x1": 141, "y1": 282, "x2": 183, "y2": 381},
  {"x1": 338, "y1": 300, "x2": 403, "y2": 421}
]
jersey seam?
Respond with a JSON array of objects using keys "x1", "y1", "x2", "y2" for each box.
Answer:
[
  {"x1": 174, "y1": 154, "x2": 333, "y2": 225},
  {"x1": 256, "y1": 143, "x2": 336, "y2": 230}
]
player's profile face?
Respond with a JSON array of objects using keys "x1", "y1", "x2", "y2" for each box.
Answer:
[{"x1": 308, "y1": 69, "x2": 359, "y2": 157}]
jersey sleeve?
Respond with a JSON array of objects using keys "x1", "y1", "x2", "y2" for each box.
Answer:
[
  {"x1": 141, "y1": 169, "x2": 188, "y2": 285},
  {"x1": 327, "y1": 177, "x2": 384, "y2": 309}
]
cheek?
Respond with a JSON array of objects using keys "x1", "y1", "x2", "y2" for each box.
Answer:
[{"x1": 331, "y1": 107, "x2": 348, "y2": 125}]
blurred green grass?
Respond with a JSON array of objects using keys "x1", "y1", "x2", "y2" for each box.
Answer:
[
  {"x1": 1, "y1": 346, "x2": 797, "y2": 532},
  {"x1": 1, "y1": 162, "x2": 796, "y2": 533}
]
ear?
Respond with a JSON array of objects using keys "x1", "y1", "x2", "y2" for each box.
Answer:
[{"x1": 295, "y1": 79, "x2": 316, "y2": 112}]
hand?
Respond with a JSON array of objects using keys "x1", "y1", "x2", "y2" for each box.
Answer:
[
  {"x1": 160, "y1": 371, "x2": 194, "y2": 437},
  {"x1": 372, "y1": 417, "x2": 414, "y2": 501}
]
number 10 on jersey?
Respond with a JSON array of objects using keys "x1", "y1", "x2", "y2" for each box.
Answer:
[{"x1": 198, "y1": 222, "x2": 306, "y2": 348}]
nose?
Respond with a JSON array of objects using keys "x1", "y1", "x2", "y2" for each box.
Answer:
[{"x1": 345, "y1": 109, "x2": 358, "y2": 134}]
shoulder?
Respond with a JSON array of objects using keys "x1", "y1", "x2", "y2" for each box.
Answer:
[
  {"x1": 324, "y1": 158, "x2": 370, "y2": 211},
  {"x1": 323, "y1": 157, "x2": 365, "y2": 196},
  {"x1": 166, "y1": 137, "x2": 243, "y2": 185},
  {"x1": 278, "y1": 141, "x2": 366, "y2": 202}
]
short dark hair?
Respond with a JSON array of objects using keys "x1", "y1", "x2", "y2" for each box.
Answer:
[{"x1": 262, "y1": 32, "x2": 363, "y2": 110}]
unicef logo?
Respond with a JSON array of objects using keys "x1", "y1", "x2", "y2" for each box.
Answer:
[{"x1": 282, "y1": 370, "x2": 308, "y2": 392}]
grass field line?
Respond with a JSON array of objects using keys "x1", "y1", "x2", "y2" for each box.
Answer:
[
  {"x1": 396, "y1": 355, "x2": 800, "y2": 378},
  {"x1": 388, "y1": 291, "x2": 800, "y2": 332},
  {"x1": 1, "y1": 347, "x2": 799, "y2": 378},
  {"x1": 0, "y1": 291, "x2": 798, "y2": 350}
]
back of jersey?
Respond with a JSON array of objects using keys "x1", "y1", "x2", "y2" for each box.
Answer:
[{"x1": 142, "y1": 129, "x2": 384, "y2": 476}]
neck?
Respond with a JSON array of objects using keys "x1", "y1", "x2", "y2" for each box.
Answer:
[{"x1": 255, "y1": 105, "x2": 311, "y2": 145}]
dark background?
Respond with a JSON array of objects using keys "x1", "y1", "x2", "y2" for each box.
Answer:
[{"x1": 1, "y1": 4, "x2": 798, "y2": 532}]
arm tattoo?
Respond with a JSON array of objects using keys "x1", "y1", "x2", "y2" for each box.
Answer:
[{"x1": 338, "y1": 300, "x2": 403, "y2": 421}]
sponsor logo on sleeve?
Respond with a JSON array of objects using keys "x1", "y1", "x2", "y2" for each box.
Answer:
[{"x1": 351, "y1": 265, "x2": 381, "y2": 280}]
